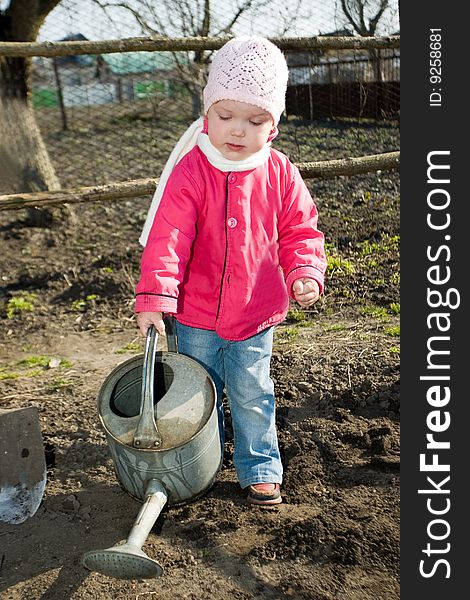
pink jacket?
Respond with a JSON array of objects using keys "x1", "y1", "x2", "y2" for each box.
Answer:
[{"x1": 135, "y1": 145, "x2": 326, "y2": 341}]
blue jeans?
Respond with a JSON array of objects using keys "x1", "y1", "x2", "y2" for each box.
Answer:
[{"x1": 175, "y1": 321, "x2": 283, "y2": 489}]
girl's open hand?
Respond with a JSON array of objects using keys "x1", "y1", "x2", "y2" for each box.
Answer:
[
  {"x1": 292, "y1": 278, "x2": 320, "y2": 308},
  {"x1": 136, "y1": 311, "x2": 166, "y2": 336}
]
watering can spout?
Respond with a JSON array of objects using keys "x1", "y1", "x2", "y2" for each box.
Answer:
[
  {"x1": 82, "y1": 479, "x2": 167, "y2": 579},
  {"x1": 133, "y1": 326, "x2": 163, "y2": 449}
]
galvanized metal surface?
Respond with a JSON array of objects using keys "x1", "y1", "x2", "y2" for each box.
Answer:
[
  {"x1": 83, "y1": 324, "x2": 222, "y2": 579},
  {"x1": 97, "y1": 325, "x2": 222, "y2": 505},
  {"x1": 0, "y1": 406, "x2": 47, "y2": 524},
  {"x1": 133, "y1": 327, "x2": 163, "y2": 449},
  {"x1": 82, "y1": 479, "x2": 167, "y2": 579}
]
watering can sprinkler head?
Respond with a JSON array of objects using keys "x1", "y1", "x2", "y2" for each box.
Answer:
[
  {"x1": 82, "y1": 545, "x2": 163, "y2": 580},
  {"x1": 82, "y1": 479, "x2": 167, "y2": 579}
]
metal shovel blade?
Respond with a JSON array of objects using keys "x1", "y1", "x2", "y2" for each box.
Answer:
[{"x1": 0, "y1": 406, "x2": 47, "y2": 524}]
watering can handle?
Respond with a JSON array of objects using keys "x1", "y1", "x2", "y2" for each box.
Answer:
[
  {"x1": 133, "y1": 325, "x2": 163, "y2": 448},
  {"x1": 163, "y1": 315, "x2": 178, "y2": 353}
]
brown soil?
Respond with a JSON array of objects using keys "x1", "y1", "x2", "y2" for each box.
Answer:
[{"x1": 0, "y1": 119, "x2": 400, "y2": 600}]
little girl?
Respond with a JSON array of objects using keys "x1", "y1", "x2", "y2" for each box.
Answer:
[{"x1": 135, "y1": 36, "x2": 326, "y2": 506}]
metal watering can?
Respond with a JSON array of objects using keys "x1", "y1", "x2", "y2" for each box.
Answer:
[{"x1": 82, "y1": 317, "x2": 222, "y2": 579}]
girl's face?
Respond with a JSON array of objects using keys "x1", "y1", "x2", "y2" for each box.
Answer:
[{"x1": 206, "y1": 100, "x2": 274, "y2": 161}]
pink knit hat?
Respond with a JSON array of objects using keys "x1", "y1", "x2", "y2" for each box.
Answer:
[{"x1": 203, "y1": 36, "x2": 289, "y2": 125}]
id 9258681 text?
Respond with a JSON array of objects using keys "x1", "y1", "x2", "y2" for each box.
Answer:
[{"x1": 429, "y1": 28, "x2": 442, "y2": 107}]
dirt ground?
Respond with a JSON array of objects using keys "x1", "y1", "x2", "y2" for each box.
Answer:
[{"x1": 0, "y1": 118, "x2": 400, "y2": 599}]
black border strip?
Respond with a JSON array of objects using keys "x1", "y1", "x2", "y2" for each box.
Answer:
[{"x1": 401, "y1": 3, "x2": 467, "y2": 597}]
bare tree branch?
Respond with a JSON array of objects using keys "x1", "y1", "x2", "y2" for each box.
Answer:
[
  {"x1": 0, "y1": 35, "x2": 400, "y2": 57},
  {"x1": 340, "y1": 0, "x2": 391, "y2": 36},
  {"x1": 340, "y1": 0, "x2": 356, "y2": 33},
  {"x1": 277, "y1": 0, "x2": 309, "y2": 37},
  {"x1": 201, "y1": 0, "x2": 210, "y2": 36},
  {"x1": 369, "y1": 0, "x2": 389, "y2": 34},
  {"x1": 37, "y1": 0, "x2": 63, "y2": 22},
  {"x1": 97, "y1": 1, "x2": 153, "y2": 33},
  {"x1": 358, "y1": 1, "x2": 367, "y2": 32},
  {"x1": 216, "y1": 0, "x2": 255, "y2": 35}
]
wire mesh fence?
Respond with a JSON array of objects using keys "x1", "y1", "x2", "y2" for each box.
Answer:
[{"x1": 25, "y1": 0, "x2": 400, "y2": 189}]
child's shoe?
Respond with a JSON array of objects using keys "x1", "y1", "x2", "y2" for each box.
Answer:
[{"x1": 247, "y1": 483, "x2": 282, "y2": 506}]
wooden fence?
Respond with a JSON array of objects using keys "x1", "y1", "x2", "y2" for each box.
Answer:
[{"x1": 0, "y1": 35, "x2": 400, "y2": 209}]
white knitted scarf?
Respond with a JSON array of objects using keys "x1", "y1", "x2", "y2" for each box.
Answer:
[{"x1": 139, "y1": 117, "x2": 271, "y2": 246}]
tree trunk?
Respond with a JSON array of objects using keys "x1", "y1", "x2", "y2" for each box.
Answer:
[
  {"x1": 0, "y1": 1, "x2": 66, "y2": 226},
  {"x1": 0, "y1": 92, "x2": 61, "y2": 192}
]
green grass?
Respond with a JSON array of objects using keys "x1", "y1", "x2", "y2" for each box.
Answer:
[
  {"x1": 71, "y1": 299, "x2": 86, "y2": 311},
  {"x1": 361, "y1": 305, "x2": 390, "y2": 319},
  {"x1": 0, "y1": 356, "x2": 73, "y2": 381},
  {"x1": 287, "y1": 308, "x2": 306, "y2": 322},
  {"x1": 326, "y1": 256, "x2": 355, "y2": 276},
  {"x1": 275, "y1": 326, "x2": 300, "y2": 341},
  {"x1": 0, "y1": 368, "x2": 42, "y2": 380},
  {"x1": 17, "y1": 355, "x2": 51, "y2": 368},
  {"x1": 115, "y1": 342, "x2": 141, "y2": 354},
  {"x1": 361, "y1": 303, "x2": 401, "y2": 320},
  {"x1": 46, "y1": 378, "x2": 74, "y2": 393},
  {"x1": 6, "y1": 293, "x2": 37, "y2": 318},
  {"x1": 71, "y1": 294, "x2": 98, "y2": 311},
  {"x1": 286, "y1": 308, "x2": 310, "y2": 327},
  {"x1": 322, "y1": 323, "x2": 347, "y2": 332},
  {"x1": 0, "y1": 371, "x2": 20, "y2": 380},
  {"x1": 360, "y1": 235, "x2": 400, "y2": 257},
  {"x1": 17, "y1": 356, "x2": 72, "y2": 369},
  {"x1": 385, "y1": 325, "x2": 400, "y2": 337}
]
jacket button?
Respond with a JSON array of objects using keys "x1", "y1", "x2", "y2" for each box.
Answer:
[
  {"x1": 228, "y1": 174, "x2": 237, "y2": 184},
  {"x1": 227, "y1": 217, "x2": 238, "y2": 228}
]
